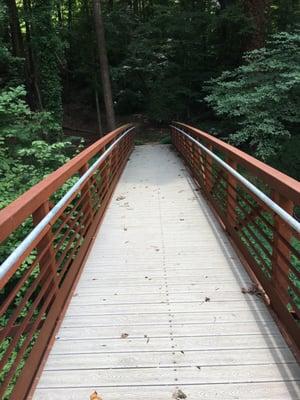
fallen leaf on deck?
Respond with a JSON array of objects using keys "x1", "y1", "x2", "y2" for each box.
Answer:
[
  {"x1": 121, "y1": 333, "x2": 129, "y2": 339},
  {"x1": 116, "y1": 195, "x2": 126, "y2": 201},
  {"x1": 172, "y1": 389, "x2": 187, "y2": 399},
  {"x1": 205, "y1": 297, "x2": 210, "y2": 302},
  {"x1": 241, "y1": 283, "x2": 261, "y2": 296},
  {"x1": 90, "y1": 391, "x2": 103, "y2": 400}
]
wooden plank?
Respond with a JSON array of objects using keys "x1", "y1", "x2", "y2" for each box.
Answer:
[
  {"x1": 64, "y1": 301, "x2": 267, "y2": 317},
  {"x1": 36, "y1": 364, "x2": 300, "y2": 388},
  {"x1": 44, "y1": 347, "x2": 297, "y2": 370},
  {"x1": 32, "y1": 382, "x2": 300, "y2": 400},
  {"x1": 75, "y1": 282, "x2": 254, "y2": 294},
  {"x1": 56, "y1": 320, "x2": 280, "y2": 340},
  {"x1": 50, "y1": 334, "x2": 288, "y2": 355},
  {"x1": 62, "y1": 309, "x2": 275, "y2": 327},
  {"x1": 70, "y1": 291, "x2": 261, "y2": 304}
]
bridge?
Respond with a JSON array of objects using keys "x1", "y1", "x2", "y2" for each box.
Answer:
[{"x1": 0, "y1": 123, "x2": 299, "y2": 400}]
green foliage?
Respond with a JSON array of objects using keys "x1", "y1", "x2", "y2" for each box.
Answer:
[
  {"x1": 111, "y1": 4, "x2": 207, "y2": 120},
  {"x1": 0, "y1": 85, "x2": 61, "y2": 145},
  {"x1": 270, "y1": 0, "x2": 300, "y2": 32},
  {"x1": 30, "y1": 0, "x2": 64, "y2": 121},
  {"x1": 160, "y1": 135, "x2": 172, "y2": 144},
  {"x1": 205, "y1": 32, "x2": 300, "y2": 161},
  {"x1": 0, "y1": 85, "x2": 73, "y2": 210},
  {"x1": 0, "y1": 5, "x2": 23, "y2": 88}
]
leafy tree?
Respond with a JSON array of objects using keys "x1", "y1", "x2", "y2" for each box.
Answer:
[
  {"x1": 0, "y1": 85, "x2": 61, "y2": 147},
  {"x1": 30, "y1": 0, "x2": 64, "y2": 121},
  {"x1": 205, "y1": 31, "x2": 300, "y2": 162},
  {"x1": 0, "y1": 85, "x2": 73, "y2": 209}
]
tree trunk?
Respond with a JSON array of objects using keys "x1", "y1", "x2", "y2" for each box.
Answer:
[
  {"x1": 23, "y1": 0, "x2": 43, "y2": 110},
  {"x1": 243, "y1": 0, "x2": 270, "y2": 49},
  {"x1": 6, "y1": 0, "x2": 24, "y2": 57},
  {"x1": 68, "y1": 0, "x2": 72, "y2": 31},
  {"x1": 92, "y1": 0, "x2": 116, "y2": 132},
  {"x1": 95, "y1": 88, "x2": 103, "y2": 137}
]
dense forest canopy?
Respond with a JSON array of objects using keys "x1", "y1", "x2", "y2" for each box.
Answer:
[{"x1": 0, "y1": 0, "x2": 299, "y2": 210}]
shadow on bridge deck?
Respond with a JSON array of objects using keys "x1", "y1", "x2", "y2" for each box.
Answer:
[{"x1": 32, "y1": 144, "x2": 300, "y2": 400}]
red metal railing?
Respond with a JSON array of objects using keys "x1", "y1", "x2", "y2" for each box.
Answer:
[
  {"x1": 171, "y1": 122, "x2": 300, "y2": 355},
  {"x1": 0, "y1": 125, "x2": 135, "y2": 400}
]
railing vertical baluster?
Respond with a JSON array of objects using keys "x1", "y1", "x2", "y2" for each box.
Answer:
[
  {"x1": 272, "y1": 193, "x2": 294, "y2": 306},
  {"x1": 198, "y1": 147, "x2": 206, "y2": 187},
  {"x1": 227, "y1": 158, "x2": 237, "y2": 229},
  {"x1": 103, "y1": 146, "x2": 112, "y2": 197},
  {"x1": 32, "y1": 201, "x2": 59, "y2": 291},
  {"x1": 191, "y1": 140, "x2": 195, "y2": 173},
  {"x1": 206, "y1": 143, "x2": 213, "y2": 194},
  {"x1": 79, "y1": 163, "x2": 94, "y2": 225}
]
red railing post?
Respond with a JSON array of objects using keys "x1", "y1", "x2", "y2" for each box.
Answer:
[
  {"x1": 206, "y1": 143, "x2": 213, "y2": 194},
  {"x1": 79, "y1": 163, "x2": 93, "y2": 226},
  {"x1": 227, "y1": 158, "x2": 237, "y2": 229},
  {"x1": 32, "y1": 201, "x2": 59, "y2": 291},
  {"x1": 272, "y1": 193, "x2": 294, "y2": 306}
]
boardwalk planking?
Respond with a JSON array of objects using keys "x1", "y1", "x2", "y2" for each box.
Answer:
[{"x1": 32, "y1": 144, "x2": 300, "y2": 400}]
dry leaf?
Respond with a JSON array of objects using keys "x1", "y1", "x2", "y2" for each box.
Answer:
[
  {"x1": 121, "y1": 333, "x2": 129, "y2": 339},
  {"x1": 172, "y1": 389, "x2": 187, "y2": 399},
  {"x1": 144, "y1": 334, "x2": 150, "y2": 343},
  {"x1": 241, "y1": 284, "x2": 261, "y2": 296},
  {"x1": 90, "y1": 391, "x2": 103, "y2": 400},
  {"x1": 205, "y1": 297, "x2": 210, "y2": 302}
]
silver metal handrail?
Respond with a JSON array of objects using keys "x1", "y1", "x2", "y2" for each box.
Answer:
[
  {"x1": 0, "y1": 127, "x2": 135, "y2": 282},
  {"x1": 171, "y1": 125, "x2": 300, "y2": 234}
]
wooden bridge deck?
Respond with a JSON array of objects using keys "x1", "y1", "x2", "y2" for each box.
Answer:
[{"x1": 32, "y1": 144, "x2": 300, "y2": 400}]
